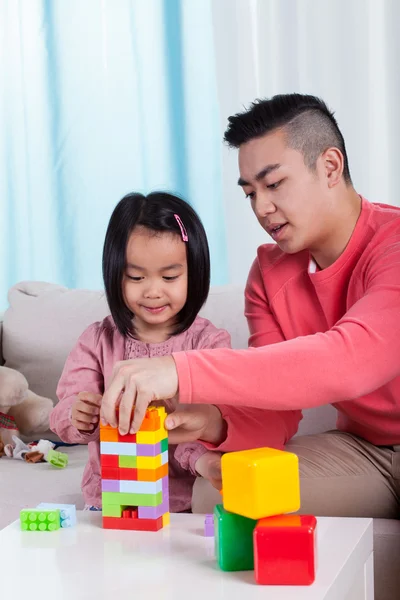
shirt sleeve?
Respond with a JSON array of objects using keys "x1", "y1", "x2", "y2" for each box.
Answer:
[
  {"x1": 173, "y1": 241, "x2": 400, "y2": 411},
  {"x1": 50, "y1": 323, "x2": 105, "y2": 444}
]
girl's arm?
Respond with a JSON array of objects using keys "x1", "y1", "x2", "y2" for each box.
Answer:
[{"x1": 50, "y1": 323, "x2": 105, "y2": 444}]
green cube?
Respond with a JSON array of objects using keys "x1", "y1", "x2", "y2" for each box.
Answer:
[
  {"x1": 102, "y1": 491, "x2": 163, "y2": 507},
  {"x1": 119, "y1": 455, "x2": 137, "y2": 468},
  {"x1": 20, "y1": 509, "x2": 61, "y2": 532},
  {"x1": 160, "y1": 438, "x2": 168, "y2": 453},
  {"x1": 214, "y1": 504, "x2": 257, "y2": 571}
]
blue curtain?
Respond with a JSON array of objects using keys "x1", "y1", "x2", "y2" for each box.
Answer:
[{"x1": 0, "y1": 0, "x2": 228, "y2": 310}]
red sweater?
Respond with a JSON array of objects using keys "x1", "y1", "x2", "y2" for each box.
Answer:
[{"x1": 174, "y1": 198, "x2": 400, "y2": 445}]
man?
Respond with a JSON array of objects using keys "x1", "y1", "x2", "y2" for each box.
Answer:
[{"x1": 102, "y1": 93, "x2": 400, "y2": 518}]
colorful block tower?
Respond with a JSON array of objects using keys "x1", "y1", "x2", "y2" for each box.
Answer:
[
  {"x1": 214, "y1": 447, "x2": 317, "y2": 586},
  {"x1": 100, "y1": 405, "x2": 169, "y2": 531}
]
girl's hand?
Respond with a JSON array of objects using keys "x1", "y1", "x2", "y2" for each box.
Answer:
[
  {"x1": 71, "y1": 392, "x2": 102, "y2": 432},
  {"x1": 194, "y1": 451, "x2": 222, "y2": 490},
  {"x1": 101, "y1": 356, "x2": 179, "y2": 435}
]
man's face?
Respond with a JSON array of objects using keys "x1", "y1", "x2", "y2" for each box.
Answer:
[{"x1": 238, "y1": 129, "x2": 330, "y2": 254}]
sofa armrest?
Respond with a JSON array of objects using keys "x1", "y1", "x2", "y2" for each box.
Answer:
[{"x1": 0, "y1": 312, "x2": 4, "y2": 365}]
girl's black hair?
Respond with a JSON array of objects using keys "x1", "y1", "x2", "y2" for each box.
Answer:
[{"x1": 102, "y1": 192, "x2": 210, "y2": 338}]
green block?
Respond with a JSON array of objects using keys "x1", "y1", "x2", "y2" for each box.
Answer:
[
  {"x1": 47, "y1": 449, "x2": 68, "y2": 469},
  {"x1": 102, "y1": 491, "x2": 163, "y2": 507},
  {"x1": 214, "y1": 504, "x2": 257, "y2": 571},
  {"x1": 102, "y1": 504, "x2": 123, "y2": 518},
  {"x1": 119, "y1": 455, "x2": 137, "y2": 468},
  {"x1": 20, "y1": 509, "x2": 61, "y2": 532},
  {"x1": 160, "y1": 438, "x2": 168, "y2": 453}
]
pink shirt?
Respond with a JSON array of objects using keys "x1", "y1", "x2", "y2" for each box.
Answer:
[
  {"x1": 174, "y1": 199, "x2": 400, "y2": 446},
  {"x1": 51, "y1": 316, "x2": 232, "y2": 511}
]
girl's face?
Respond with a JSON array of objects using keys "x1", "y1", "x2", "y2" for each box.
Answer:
[{"x1": 122, "y1": 226, "x2": 188, "y2": 341}]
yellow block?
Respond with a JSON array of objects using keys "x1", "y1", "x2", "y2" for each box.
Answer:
[
  {"x1": 137, "y1": 429, "x2": 164, "y2": 444},
  {"x1": 162, "y1": 512, "x2": 170, "y2": 527},
  {"x1": 221, "y1": 447, "x2": 300, "y2": 520},
  {"x1": 137, "y1": 454, "x2": 162, "y2": 469}
]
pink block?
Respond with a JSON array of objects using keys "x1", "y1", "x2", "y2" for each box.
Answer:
[{"x1": 102, "y1": 480, "x2": 120, "y2": 492}]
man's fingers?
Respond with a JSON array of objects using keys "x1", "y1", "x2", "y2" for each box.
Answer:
[
  {"x1": 101, "y1": 375, "x2": 125, "y2": 427},
  {"x1": 118, "y1": 377, "x2": 136, "y2": 435},
  {"x1": 130, "y1": 390, "x2": 152, "y2": 433}
]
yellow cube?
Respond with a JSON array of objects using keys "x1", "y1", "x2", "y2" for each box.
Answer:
[
  {"x1": 221, "y1": 447, "x2": 300, "y2": 520},
  {"x1": 162, "y1": 512, "x2": 170, "y2": 527}
]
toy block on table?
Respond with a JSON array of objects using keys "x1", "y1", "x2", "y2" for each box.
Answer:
[
  {"x1": 20, "y1": 509, "x2": 61, "y2": 531},
  {"x1": 36, "y1": 503, "x2": 76, "y2": 528},
  {"x1": 221, "y1": 447, "x2": 300, "y2": 520},
  {"x1": 204, "y1": 514, "x2": 214, "y2": 537},
  {"x1": 100, "y1": 406, "x2": 169, "y2": 531},
  {"x1": 254, "y1": 515, "x2": 317, "y2": 585},
  {"x1": 214, "y1": 504, "x2": 257, "y2": 571}
]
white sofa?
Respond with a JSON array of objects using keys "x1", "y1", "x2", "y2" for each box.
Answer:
[{"x1": 1, "y1": 281, "x2": 399, "y2": 599}]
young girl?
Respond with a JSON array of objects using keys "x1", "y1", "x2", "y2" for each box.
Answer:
[{"x1": 50, "y1": 192, "x2": 231, "y2": 512}]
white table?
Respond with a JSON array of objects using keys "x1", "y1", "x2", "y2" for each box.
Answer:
[{"x1": 0, "y1": 512, "x2": 373, "y2": 600}]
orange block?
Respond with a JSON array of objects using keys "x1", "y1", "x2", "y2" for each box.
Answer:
[
  {"x1": 100, "y1": 428, "x2": 119, "y2": 442},
  {"x1": 137, "y1": 463, "x2": 168, "y2": 482}
]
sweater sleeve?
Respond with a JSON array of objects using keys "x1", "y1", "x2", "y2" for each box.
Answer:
[
  {"x1": 173, "y1": 242, "x2": 400, "y2": 411},
  {"x1": 50, "y1": 323, "x2": 105, "y2": 444}
]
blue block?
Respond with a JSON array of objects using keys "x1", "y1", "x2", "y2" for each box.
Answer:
[
  {"x1": 120, "y1": 479, "x2": 163, "y2": 494},
  {"x1": 36, "y1": 503, "x2": 77, "y2": 528},
  {"x1": 100, "y1": 441, "x2": 137, "y2": 456}
]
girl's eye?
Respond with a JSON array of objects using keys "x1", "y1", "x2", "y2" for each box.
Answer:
[
  {"x1": 127, "y1": 276, "x2": 143, "y2": 281},
  {"x1": 245, "y1": 192, "x2": 255, "y2": 200},
  {"x1": 163, "y1": 276, "x2": 178, "y2": 281}
]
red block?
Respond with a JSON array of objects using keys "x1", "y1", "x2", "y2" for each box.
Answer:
[
  {"x1": 254, "y1": 515, "x2": 317, "y2": 586},
  {"x1": 101, "y1": 467, "x2": 120, "y2": 480},
  {"x1": 103, "y1": 516, "x2": 163, "y2": 531},
  {"x1": 119, "y1": 467, "x2": 138, "y2": 480},
  {"x1": 122, "y1": 508, "x2": 138, "y2": 519},
  {"x1": 101, "y1": 455, "x2": 119, "y2": 468},
  {"x1": 118, "y1": 432, "x2": 137, "y2": 443}
]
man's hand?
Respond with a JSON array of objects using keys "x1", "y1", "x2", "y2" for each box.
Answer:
[
  {"x1": 165, "y1": 405, "x2": 227, "y2": 446},
  {"x1": 101, "y1": 356, "x2": 179, "y2": 435}
]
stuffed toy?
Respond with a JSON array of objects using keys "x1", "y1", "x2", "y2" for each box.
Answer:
[{"x1": 0, "y1": 365, "x2": 53, "y2": 451}]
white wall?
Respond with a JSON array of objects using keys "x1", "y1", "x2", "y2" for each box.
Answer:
[{"x1": 211, "y1": 0, "x2": 400, "y2": 285}]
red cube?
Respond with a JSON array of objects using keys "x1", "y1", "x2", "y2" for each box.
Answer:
[{"x1": 254, "y1": 514, "x2": 317, "y2": 585}]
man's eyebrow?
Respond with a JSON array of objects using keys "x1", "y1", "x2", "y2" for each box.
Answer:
[{"x1": 238, "y1": 163, "x2": 281, "y2": 186}]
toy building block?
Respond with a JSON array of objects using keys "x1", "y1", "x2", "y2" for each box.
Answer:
[
  {"x1": 37, "y1": 503, "x2": 76, "y2": 528},
  {"x1": 221, "y1": 447, "x2": 300, "y2": 520},
  {"x1": 100, "y1": 405, "x2": 169, "y2": 531},
  {"x1": 46, "y1": 449, "x2": 69, "y2": 469},
  {"x1": 254, "y1": 515, "x2": 317, "y2": 585},
  {"x1": 214, "y1": 504, "x2": 257, "y2": 571},
  {"x1": 20, "y1": 509, "x2": 61, "y2": 531},
  {"x1": 204, "y1": 514, "x2": 214, "y2": 537}
]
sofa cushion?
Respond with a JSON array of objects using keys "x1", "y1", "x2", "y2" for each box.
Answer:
[{"x1": 2, "y1": 281, "x2": 248, "y2": 406}]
